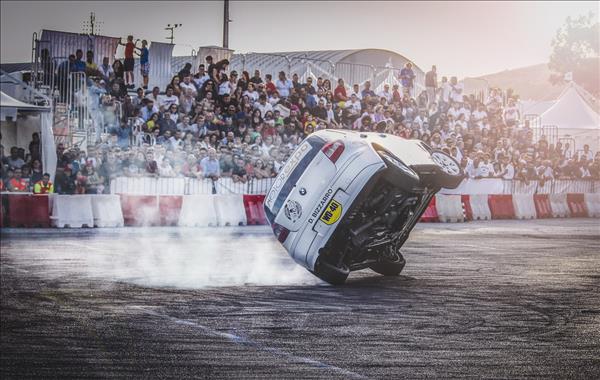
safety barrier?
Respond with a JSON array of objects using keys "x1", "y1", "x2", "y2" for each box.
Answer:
[
  {"x1": 566, "y1": 194, "x2": 587, "y2": 218},
  {"x1": 584, "y1": 193, "x2": 600, "y2": 218},
  {"x1": 90, "y1": 195, "x2": 124, "y2": 227},
  {"x1": 243, "y1": 195, "x2": 269, "y2": 225},
  {"x1": 51, "y1": 195, "x2": 95, "y2": 228},
  {"x1": 488, "y1": 195, "x2": 516, "y2": 220},
  {"x1": 158, "y1": 196, "x2": 183, "y2": 226},
  {"x1": 178, "y1": 194, "x2": 218, "y2": 227},
  {"x1": 511, "y1": 194, "x2": 537, "y2": 220},
  {"x1": 0, "y1": 193, "x2": 50, "y2": 228},
  {"x1": 214, "y1": 195, "x2": 247, "y2": 226},
  {"x1": 419, "y1": 196, "x2": 438, "y2": 223},
  {"x1": 468, "y1": 194, "x2": 492, "y2": 221},
  {"x1": 435, "y1": 194, "x2": 465, "y2": 223},
  {"x1": 120, "y1": 195, "x2": 160, "y2": 226},
  {"x1": 533, "y1": 194, "x2": 553, "y2": 219},
  {"x1": 548, "y1": 194, "x2": 570, "y2": 218}
]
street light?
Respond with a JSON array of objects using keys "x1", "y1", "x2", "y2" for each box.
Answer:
[{"x1": 165, "y1": 23, "x2": 182, "y2": 44}]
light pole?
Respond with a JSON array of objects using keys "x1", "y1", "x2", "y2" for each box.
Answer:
[
  {"x1": 223, "y1": 0, "x2": 231, "y2": 48},
  {"x1": 165, "y1": 23, "x2": 182, "y2": 44}
]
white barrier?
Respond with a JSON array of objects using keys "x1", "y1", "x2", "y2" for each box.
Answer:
[
  {"x1": 584, "y1": 193, "x2": 600, "y2": 218},
  {"x1": 512, "y1": 194, "x2": 537, "y2": 220},
  {"x1": 469, "y1": 194, "x2": 492, "y2": 220},
  {"x1": 178, "y1": 195, "x2": 218, "y2": 227},
  {"x1": 435, "y1": 194, "x2": 465, "y2": 223},
  {"x1": 90, "y1": 195, "x2": 124, "y2": 227},
  {"x1": 51, "y1": 195, "x2": 94, "y2": 228},
  {"x1": 549, "y1": 193, "x2": 570, "y2": 218},
  {"x1": 110, "y1": 177, "x2": 186, "y2": 195},
  {"x1": 214, "y1": 194, "x2": 247, "y2": 226}
]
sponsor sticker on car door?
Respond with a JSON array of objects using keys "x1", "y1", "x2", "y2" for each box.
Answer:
[{"x1": 319, "y1": 199, "x2": 342, "y2": 225}]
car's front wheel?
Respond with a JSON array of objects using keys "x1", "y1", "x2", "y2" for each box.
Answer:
[
  {"x1": 429, "y1": 150, "x2": 464, "y2": 189},
  {"x1": 314, "y1": 257, "x2": 349, "y2": 285},
  {"x1": 369, "y1": 246, "x2": 406, "y2": 276}
]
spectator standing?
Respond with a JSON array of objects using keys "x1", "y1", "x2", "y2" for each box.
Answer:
[
  {"x1": 98, "y1": 57, "x2": 114, "y2": 82},
  {"x1": 400, "y1": 62, "x2": 416, "y2": 96},
  {"x1": 425, "y1": 65, "x2": 437, "y2": 107},
  {"x1": 119, "y1": 35, "x2": 136, "y2": 89},
  {"x1": 275, "y1": 71, "x2": 293, "y2": 99},
  {"x1": 137, "y1": 40, "x2": 150, "y2": 89},
  {"x1": 201, "y1": 148, "x2": 220, "y2": 180}
]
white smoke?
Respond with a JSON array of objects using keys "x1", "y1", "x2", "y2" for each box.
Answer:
[{"x1": 5, "y1": 228, "x2": 323, "y2": 288}]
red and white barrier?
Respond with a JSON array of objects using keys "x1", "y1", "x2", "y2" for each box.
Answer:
[
  {"x1": 512, "y1": 194, "x2": 537, "y2": 220},
  {"x1": 243, "y1": 195, "x2": 269, "y2": 225},
  {"x1": 3, "y1": 191, "x2": 599, "y2": 229},
  {"x1": 420, "y1": 196, "x2": 439, "y2": 223},
  {"x1": 533, "y1": 194, "x2": 552, "y2": 218},
  {"x1": 214, "y1": 194, "x2": 247, "y2": 226},
  {"x1": 584, "y1": 193, "x2": 600, "y2": 218},
  {"x1": 435, "y1": 194, "x2": 465, "y2": 223},
  {"x1": 51, "y1": 195, "x2": 95, "y2": 228},
  {"x1": 566, "y1": 193, "x2": 587, "y2": 218},
  {"x1": 468, "y1": 194, "x2": 492, "y2": 221},
  {"x1": 549, "y1": 194, "x2": 570, "y2": 218},
  {"x1": 178, "y1": 194, "x2": 218, "y2": 227},
  {"x1": 91, "y1": 195, "x2": 124, "y2": 227},
  {"x1": 488, "y1": 195, "x2": 515, "y2": 220}
]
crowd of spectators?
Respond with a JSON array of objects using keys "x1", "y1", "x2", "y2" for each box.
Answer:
[{"x1": 2, "y1": 53, "x2": 600, "y2": 194}]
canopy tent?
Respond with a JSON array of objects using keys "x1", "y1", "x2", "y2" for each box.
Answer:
[
  {"x1": 540, "y1": 83, "x2": 600, "y2": 153},
  {"x1": 0, "y1": 91, "x2": 56, "y2": 180}
]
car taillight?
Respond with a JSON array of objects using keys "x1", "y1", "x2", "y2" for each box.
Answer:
[
  {"x1": 321, "y1": 140, "x2": 345, "y2": 163},
  {"x1": 272, "y1": 223, "x2": 290, "y2": 243}
]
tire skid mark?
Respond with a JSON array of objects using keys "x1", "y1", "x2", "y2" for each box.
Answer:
[{"x1": 133, "y1": 306, "x2": 369, "y2": 379}]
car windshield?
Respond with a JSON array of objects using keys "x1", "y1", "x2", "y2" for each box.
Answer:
[{"x1": 265, "y1": 135, "x2": 326, "y2": 224}]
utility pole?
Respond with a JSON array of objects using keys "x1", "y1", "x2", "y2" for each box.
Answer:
[
  {"x1": 223, "y1": 0, "x2": 230, "y2": 48},
  {"x1": 165, "y1": 23, "x2": 182, "y2": 44}
]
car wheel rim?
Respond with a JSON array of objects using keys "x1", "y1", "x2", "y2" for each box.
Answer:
[{"x1": 431, "y1": 152, "x2": 460, "y2": 175}]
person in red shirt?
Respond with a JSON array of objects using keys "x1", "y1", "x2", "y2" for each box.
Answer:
[
  {"x1": 264, "y1": 74, "x2": 276, "y2": 96},
  {"x1": 119, "y1": 35, "x2": 136, "y2": 88},
  {"x1": 8, "y1": 168, "x2": 28, "y2": 192},
  {"x1": 334, "y1": 78, "x2": 348, "y2": 103}
]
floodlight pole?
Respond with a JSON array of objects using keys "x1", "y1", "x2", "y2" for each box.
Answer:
[{"x1": 223, "y1": 0, "x2": 230, "y2": 48}]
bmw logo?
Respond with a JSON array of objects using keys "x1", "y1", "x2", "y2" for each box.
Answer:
[{"x1": 299, "y1": 188, "x2": 307, "y2": 195}]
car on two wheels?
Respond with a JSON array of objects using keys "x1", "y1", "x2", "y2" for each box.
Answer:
[{"x1": 264, "y1": 130, "x2": 463, "y2": 284}]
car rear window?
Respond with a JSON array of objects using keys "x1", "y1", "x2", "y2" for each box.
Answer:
[{"x1": 265, "y1": 135, "x2": 326, "y2": 224}]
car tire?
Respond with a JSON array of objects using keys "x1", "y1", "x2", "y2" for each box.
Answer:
[
  {"x1": 314, "y1": 257, "x2": 350, "y2": 285},
  {"x1": 429, "y1": 150, "x2": 464, "y2": 189},
  {"x1": 369, "y1": 247, "x2": 406, "y2": 276}
]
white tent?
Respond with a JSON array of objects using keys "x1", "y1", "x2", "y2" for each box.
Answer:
[
  {"x1": 540, "y1": 83, "x2": 600, "y2": 153},
  {"x1": 0, "y1": 91, "x2": 56, "y2": 180}
]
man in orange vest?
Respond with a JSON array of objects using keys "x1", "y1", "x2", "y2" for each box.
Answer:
[
  {"x1": 8, "y1": 168, "x2": 28, "y2": 192},
  {"x1": 33, "y1": 173, "x2": 54, "y2": 194}
]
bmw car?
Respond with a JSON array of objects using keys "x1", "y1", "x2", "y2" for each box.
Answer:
[{"x1": 264, "y1": 129, "x2": 463, "y2": 284}]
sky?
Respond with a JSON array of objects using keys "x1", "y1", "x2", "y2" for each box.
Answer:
[{"x1": 1, "y1": 1, "x2": 597, "y2": 78}]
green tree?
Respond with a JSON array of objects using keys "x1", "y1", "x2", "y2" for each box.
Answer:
[{"x1": 549, "y1": 12, "x2": 599, "y2": 95}]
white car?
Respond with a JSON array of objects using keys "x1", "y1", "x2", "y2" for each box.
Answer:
[{"x1": 264, "y1": 130, "x2": 463, "y2": 284}]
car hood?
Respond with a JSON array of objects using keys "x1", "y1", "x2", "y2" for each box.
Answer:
[{"x1": 362, "y1": 132, "x2": 434, "y2": 167}]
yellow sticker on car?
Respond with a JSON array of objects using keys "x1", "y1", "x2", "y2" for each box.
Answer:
[{"x1": 319, "y1": 199, "x2": 342, "y2": 225}]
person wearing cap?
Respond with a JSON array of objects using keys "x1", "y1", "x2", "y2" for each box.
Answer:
[{"x1": 33, "y1": 173, "x2": 54, "y2": 194}]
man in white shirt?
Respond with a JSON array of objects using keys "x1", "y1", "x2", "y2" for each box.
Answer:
[
  {"x1": 447, "y1": 102, "x2": 461, "y2": 120},
  {"x1": 275, "y1": 71, "x2": 293, "y2": 98},
  {"x1": 193, "y1": 64, "x2": 210, "y2": 88},
  {"x1": 349, "y1": 84, "x2": 362, "y2": 100},
  {"x1": 254, "y1": 94, "x2": 273, "y2": 118},
  {"x1": 578, "y1": 144, "x2": 594, "y2": 161},
  {"x1": 377, "y1": 84, "x2": 392, "y2": 102},
  {"x1": 450, "y1": 76, "x2": 463, "y2": 103},
  {"x1": 472, "y1": 103, "x2": 487, "y2": 124},
  {"x1": 440, "y1": 76, "x2": 451, "y2": 110},
  {"x1": 158, "y1": 86, "x2": 179, "y2": 108},
  {"x1": 500, "y1": 156, "x2": 515, "y2": 179},
  {"x1": 345, "y1": 94, "x2": 362, "y2": 117},
  {"x1": 180, "y1": 75, "x2": 198, "y2": 97}
]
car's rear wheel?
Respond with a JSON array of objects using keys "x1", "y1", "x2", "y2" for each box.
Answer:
[
  {"x1": 314, "y1": 257, "x2": 350, "y2": 285},
  {"x1": 429, "y1": 150, "x2": 464, "y2": 189},
  {"x1": 369, "y1": 246, "x2": 406, "y2": 276}
]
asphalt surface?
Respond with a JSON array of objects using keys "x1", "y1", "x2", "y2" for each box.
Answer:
[{"x1": 1, "y1": 219, "x2": 599, "y2": 379}]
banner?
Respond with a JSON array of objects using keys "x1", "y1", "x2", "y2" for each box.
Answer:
[{"x1": 148, "y1": 41, "x2": 175, "y2": 91}]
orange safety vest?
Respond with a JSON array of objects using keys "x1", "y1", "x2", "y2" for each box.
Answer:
[
  {"x1": 9, "y1": 178, "x2": 27, "y2": 192},
  {"x1": 34, "y1": 180, "x2": 54, "y2": 194}
]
